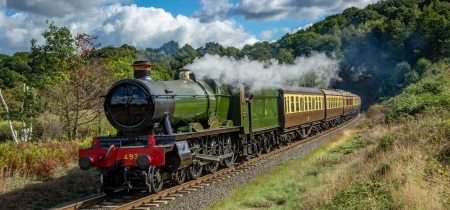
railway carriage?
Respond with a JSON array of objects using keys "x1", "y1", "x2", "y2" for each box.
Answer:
[{"x1": 78, "y1": 61, "x2": 361, "y2": 194}]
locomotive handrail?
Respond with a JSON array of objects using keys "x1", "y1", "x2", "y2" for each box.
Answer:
[{"x1": 146, "y1": 94, "x2": 232, "y2": 97}]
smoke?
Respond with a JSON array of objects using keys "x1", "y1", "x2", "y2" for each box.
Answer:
[{"x1": 184, "y1": 52, "x2": 341, "y2": 92}]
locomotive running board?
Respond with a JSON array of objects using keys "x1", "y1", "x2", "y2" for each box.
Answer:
[{"x1": 195, "y1": 153, "x2": 234, "y2": 162}]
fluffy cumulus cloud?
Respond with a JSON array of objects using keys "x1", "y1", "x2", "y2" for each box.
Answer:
[
  {"x1": 193, "y1": 0, "x2": 233, "y2": 23},
  {"x1": 234, "y1": 0, "x2": 379, "y2": 21},
  {"x1": 282, "y1": 27, "x2": 291, "y2": 33},
  {"x1": 259, "y1": 28, "x2": 278, "y2": 39},
  {"x1": 0, "y1": 4, "x2": 258, "y2": 55}
]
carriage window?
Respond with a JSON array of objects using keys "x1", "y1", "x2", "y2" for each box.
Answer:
[
  {"x1": 300, "y1": 97, "x2": 304, "y2": 111},
  {"x1": 304, "y1": 97, "x2": 308, "y2": 111},
  {"x1": 312, "y1": 97, "x2": 316, "y2": 110},
  {"x1": 319, "y1": 98, "x2": 322, "y2": 109},
  {"x1": 291, "y1": 96, "x2": 295, "y2": 113},
  {"x1": 285, "y1": 97, "x2": 288, "y2": 113},
  {"x1": 316, "y1": 97, "x2": 319, "y2": 110},
  {"x1": 296, "y1": 96, "x2": 299, "y2": 112},
  {"x1": 307, "y1": 97, "x2": 310, "y2": 111}
]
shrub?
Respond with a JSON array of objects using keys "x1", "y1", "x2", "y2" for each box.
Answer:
[
  {"x1": 404, "y1": 77, "x2": 444, "y2": 95},
  {"x1": 323, "y1": 180, "x2": 399, "y2": 210},
  {"x1": 378, "y1": 134, "x2": 396, "y2": 151},
  {"x1": 385, "y1": 93, "x2": 450, "y2": 122},
  {"x1": 0, "y1": 140, "x2": 88, "y2": 180}
]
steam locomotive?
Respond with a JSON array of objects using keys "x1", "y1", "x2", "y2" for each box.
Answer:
[{"x1": 78, "y1": 61, "x2": 361, "y2": 194}]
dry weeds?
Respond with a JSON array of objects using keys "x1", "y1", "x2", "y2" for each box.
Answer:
[{"x1": 302, "y1": 111, "x2": 450, "y2": 209}]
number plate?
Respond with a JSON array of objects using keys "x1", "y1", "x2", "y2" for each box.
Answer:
[{"x1": 123, "y1": 154, "x2": 139, "y2": 160}]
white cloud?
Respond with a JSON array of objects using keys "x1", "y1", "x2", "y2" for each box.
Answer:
[
  {"x1": 293, "y1": 22, "x2": 314, "y2": 33},
  {"x1": 193, "y1": 0, "x2": 233, "y2": 23},
  {"x1": 282, "y1": 27, "x2": 291, "y2": 33},
  {"x1": 259, "y1": 28, "x2": 278, "y2": 39},
  {"x1": 0, "y1": 4, "x2": 259, "y2": 55},
  {"x1": 234, "y1": 0, "x2": 379, "y2": 21}
]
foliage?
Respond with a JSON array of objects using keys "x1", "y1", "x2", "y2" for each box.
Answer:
[
  {"x1": 323, "y1": 180, "x2": 397, "y2": 210},
  {"x1": 0, "y1": 139, "x2": 89, "y2": 179},
  {"x1": 383, "y1": 61, "x2": 450, "y2": 122},
  {"x1": 106, "y1": 55, "x2": 135, "y2": 80},
  {"x1": 29, "y1": 21, "x2": 76, "y2": 88},
  {"x1": 0, "y1": 68, "x2": 26, "y2": 89}
]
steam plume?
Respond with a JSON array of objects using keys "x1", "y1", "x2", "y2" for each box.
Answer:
[{"x1": 184, "y1": 52, "x2": 341, "y2": 92}]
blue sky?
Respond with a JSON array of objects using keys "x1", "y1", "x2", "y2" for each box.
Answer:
[{"x1": 0, "y1": 0, "x2": 378, "y2": 55}]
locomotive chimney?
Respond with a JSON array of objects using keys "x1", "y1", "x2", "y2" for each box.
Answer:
[{"x1": 131, "y1": 61, "x2": 153, "y2": 80}]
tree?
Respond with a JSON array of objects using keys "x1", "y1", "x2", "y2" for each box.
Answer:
[
  {"x1": 44, "y1": 61, "x2": 114, "y2": 139},
  {"x1": 29, "y1": 21, "x2": 76, "y2": 88},
  {"x1": 107, "y1": 56, "x2": 135, "y2": 80},
  {"x1": 0, "y1": 68, "x2": 25, "y2": 89},
  {"x1": 156, "y1": 40, "x2": 180, "y2": 55},
  {"x1": 74, "y1": 33, "x2": 101, "y2": 61},
  {"x1": 277, "y1": 48, "x2": 294, "y2": 64}
]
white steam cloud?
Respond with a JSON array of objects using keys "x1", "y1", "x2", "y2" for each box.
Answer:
[{"x1": 184, "y1": 52, "x2": 341, "y2": 92}]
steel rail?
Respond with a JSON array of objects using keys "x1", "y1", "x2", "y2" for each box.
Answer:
[{"x1": 57, "y1": 114, "x2": 360, "y2": 210}]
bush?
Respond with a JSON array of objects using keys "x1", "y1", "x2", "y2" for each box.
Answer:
[
  {"x1": 323, "y1": 180, "x2": 398, "y2": 210},
  {"x1": 385, "y1": 93, "x2": 450, "y2": 122},
  {"x1": 0, "y1": 140, "x2": 89, "y2": 180},
  {"x1": 378, "y1": 134, "x2": 396, "y2": 151},
  {"x1": 404, "y1": 77, "x2": 444, "y2": 95}
]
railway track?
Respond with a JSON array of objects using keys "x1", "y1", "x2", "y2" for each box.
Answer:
[{"x1": 57, "y1": 114, "x2": 360, "y2": 210}]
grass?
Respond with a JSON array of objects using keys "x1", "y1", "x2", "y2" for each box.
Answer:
[
  {"x1": 0, "y1": 137, "x2": 99, "y2": 209},
  {"x1": 0, "y1": 164, "x2": 100, "y2": 210},
  {"x1": 207, "y1": 127, "x2": 364, "y2": 210},
  {"x1": 0, "y1": 138, "x2": 92, "y2": 180},
  {"x1": 207, "y1": 109, "x2": 450, "y2": 209}
]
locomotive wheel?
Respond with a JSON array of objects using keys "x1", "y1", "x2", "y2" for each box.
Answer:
[
  {"x1": 175, "y1": 168, "x2": 186, "y2": 185},
  {"x1": 253, "y1": 136, "x2": 263, "y2": 157},
  {"x1": 263, "y1": 135, "x2": 271, "y2": 154},
  {"x1": 205, "y1": 136, "x2": 220, "y2": 174},
  {"x1": 222, "y1": 134, "x2": 235, "y2": 168},
  {"x1": 149, "y1": 166, "x2": 163, "y2": 193},
  {"x1": 188, "y1": 163, "x2": 203, "y2": 180}
]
